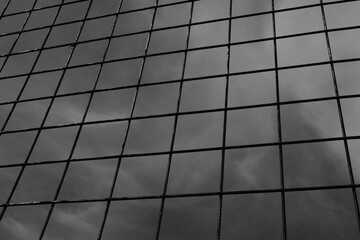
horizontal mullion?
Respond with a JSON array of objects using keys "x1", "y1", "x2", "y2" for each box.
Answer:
[
  {"x1": 0, "y1": 0, "x2": 200, "y2": 39},
  {"x1": 1, "y1": 0, "x2": 90, "y2": 19},
  {"x1": 0, "y1": 0, "x2": 357, "y2": 46},
  {"x1": 2, "y1": 90, "x2": 360, "y2": 136},
  {"x1": 1, "y1": 183, "x2": 359, "y2": 207},
  {"x1": 1, "y1": 134, "x2": 360, "y2": 170}
]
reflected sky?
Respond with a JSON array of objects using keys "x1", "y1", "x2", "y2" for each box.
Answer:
[{"x1": 0, "y1": 0, "x2": 360, "y2": 239}]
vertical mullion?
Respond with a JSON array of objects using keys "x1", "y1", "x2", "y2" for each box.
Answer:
[
  {"x1": 96, "y1": 0, "x2": 160, "y2": 239},
  {"x1": 319, "y1": 0, "x2": 360, "y2": 233},
  {"x1": 0, "y1": 0, "x2": 39, "y2": 82},
  {"x1": 0, "y1": 0, "x2": 34, "y2": 75},
  {"x1": 33, "y1": 0, "x2": 99, "y2": 238},
  {"x1": 154, "y1": 1, "x2": 195, "y2": 240},
  {"x1": 271, "y1": 1, "x2": 287, "y2": 240},
  {"x1": 37, "y1": 0, "x2": 129, "y2": 239},
  {"x1": 0, "y1": 0, "x2": 12, "y2": 21},
  {"x1": 0, "y1": 0, "x2": 59, "y2": 223},
  {"x1": 217, "y1": 0, "x2": 232, "y2": 239}
]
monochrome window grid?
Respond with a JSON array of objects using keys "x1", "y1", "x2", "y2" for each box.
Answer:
[{"x1": 0, "y1": 0, "x2": 360, "y2": 239}]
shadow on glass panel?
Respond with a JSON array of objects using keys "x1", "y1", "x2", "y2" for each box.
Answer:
[
  {"x1": 20, "y1": 71, "x2": 62, "y2": 100},
  {"x1": 279, "y1": 65, "x2": 334, "y2": 102},
  {"x1": 340, "y1": 97, "x2": 360, "y2": 137},
  {"x1": 34, "y1": 46, "x2": 72, "y2": 72},
  {"x1": 0, "y1": 167, "x2": 20, "y2": 203},
  {"x1": 286, "y1": 189, "x2": 360, "y2": 240},
  {"x1": 229, "y1": 72, "x2": 276, "y2": 107},
  {"x1": 221, "y1": 193, "x2": 283, "y2": 240},
  {"x1": 106, "y1": 33, "x2": 148, "y2": 61},
  {"x1": 230, "y1": 41, "x2": 274, "y2": 73},
  {"x1": 124, "y1": 116, "x2": 174, "y2": 154},
  {"x1": 0, "y1": 204, "x2": 49, "y2": 239},
  {"x1": 335, "y1": 62, "x2": 360, "y2": 96},
  {"x1": 121, "y1": 0, "x2": 155, "y2": 12},
  {"x1": 58, "y1": 159, "x2": 117, "y2": 200},
  {"x1": 55, "y1": 1, "x2": 89, "y2": 24},
  {"x1": 142, "y1": 53, "x2": 184, "y2": 84},
  {"x1": 74, "y1": 122, "x2": 127, "y2": 159},
  {"x1": 45, "y1": 22, "x2": 82, "y2": 47},
  {"x1": 283, "y1": 141, "x2": 350, "y2": 188},
  {"x1": 114, "y1": 9, "x2": 153, "y2": 35},
  {"x1": 233, "y1": 0, "x2": 271, "y2": 17},
  {"x1": 85, "y1": 88, "x2": 135, "y2": 122},
  {"x1": 13, "y1": 28, "x2": 48, "y2": 53},
  {"x1": 0, "y1": 77, "x2": 25, "y2": 103},
  {"x1": 154, "y1": 2, "x2": 190, "y2": 29},
  {"x1": 189, "y1": 20, "x2": 228, "y2": 48},
  {"x1": 231, "y1": 14, "x2": 272, "y2": 43},
  {"x1": 59, "y1": 65, "x2": 100, "y2": 94},
  {"x1": 148, "y1": 27, "x2": 187, "y2": 54},
  {"x1": 6, "y1": 99, "x2": 51, "y2": 131},
  {"x1": 185, "y1": 47, "x2": 227, "y2": 79},
  {"x1": 330, "y1": 30, "x2": 360, "y2": 60},
  {"x1": 192, "y1": 0, "x2": 229, "y2": 23},
  {"x1": 69, "y1": 40, "x2": 108, "y2": 66},
  {"x1": 224, "y1": 147, "x2": 280, "y2": 191},
  {"x1": 114, "y1": 155, "x2": 167, "y2": 197},
  {"x1": 43, "y1": 202, "x2": 106, "y2": 240},
  {"x1": 0, "y1": 13, "x2": 27, "y2": 35},
  {"x1": 324, "y1": 1, "x2": 360, "y2": 29},
  {"x1": 29, "y1": 126, "x2": 79, "y2": 163},
  {"x1": 159, "y1": 196, "x2": 218, "y2": 240},
  {"x1": 79, "y1": 16, "x2": 115, "y2": 42},
  {"x1": 88, "y1": 0, "x2": 120, "y2": 18},
  {"x1": 97, "y1": 59, "x2": 142, "y2": 89},
  {"x1": 167, "y1": 151, "x2": 221, "y2": 194},
  {"x1": 24, "y1": 7, "x2": 58, "y2": 30},
  {"x1": 281, "y1": 100, "x2": 342, "y2": 141},
  {"x1": 44, "y1": 94, "x2": 90, "y2": 126},
  {"x1": 174, "y1": 112, "x2": 223, "y2": 150},
  {"x1": 277, "y1": 34, "x2": 328, "y2": 67},
  {"x1": 0, "y1": 35, "x2": 17, "y2": 55},
  {"x1": 133, "y1": 83, "x2": 179, "y2": 117},
  {"x1": 35, "y1": 0, "x2": 62, "y2": 8},
  {"x1": 0, "y1": 131, "x2": 37, "y2": 165},
  {"x1": 0, "y1": 52, "x2": 38, "y2": 78},
  {"x1": 276, "y1": 6, "x2": 323, "y2": 36},
  {"x1": 5, "y1": 0, "x2": 36, "y2": 14},
  {"x1": 349, "y1": 140, "x2": 360, "y2": 184},
  {"x1": 226, "y1": 106, "x2": 278, "y2": 146},
  {"x1": 102, "y1": 199, "x2": 160, "y2": 240},
  {"x1": 11, "y1": 163, "x2": 65, "y2": 203},
  {"x1": 180, "y1": 77, "x2": 225, "y2": 112}
]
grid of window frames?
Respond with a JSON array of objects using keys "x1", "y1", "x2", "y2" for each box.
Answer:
[{"x1": 0, "y1": 0, "x2": 360, "y2": 239}]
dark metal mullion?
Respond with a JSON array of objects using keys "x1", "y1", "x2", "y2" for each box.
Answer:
[
  {"x1": 3, "y1": 184, "x2": 360, "y2": 208},
  {"x1": 33, "y1": 0, "x2": 97, "y2": 238},
  {"x1": 37, "y1": 0, "x2": 128, "y2": 239},
  {"x1": 3, "y1": 27, "x2": 360, "y2": 83},
  {"x1": 3, "y1": 89, "x2": 360, "y2": 141},
  {"x1": 3, "y1": 133, "x2": 360, "y2": 176},
  {"x1": 0, "y1": 0, "x2": 39, "y2": 77},
  {"x1": 0, "y1": 0, "x2": 48, "y2": 222},
  {"x1": 217, "y1": 0, "x2": 232, "y2": 239},
  {"x1": 96, "y1": 0, "x2": 160, "y2": 239},
  {"x1": 0, "y1": 0, "x2": 200, "y2": 40},
  {"x1": 272, "y1": 1, "x2": 287, "y2": 239},
  {"x1": 319, "y1": 0, "x2": 360, "y2": 233},
  {"x1": 0, "y1": 0, "x2": 12, "y2": 19},
  {"x1": 1, "y1": 0, "x2": 90, "y2": 19},
  {"x1": 0, "y1": 0, "x2": 357, "y2": 61},
  {"x1": 154, "y1": 1, "x2": 195, "y2": 239}
]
